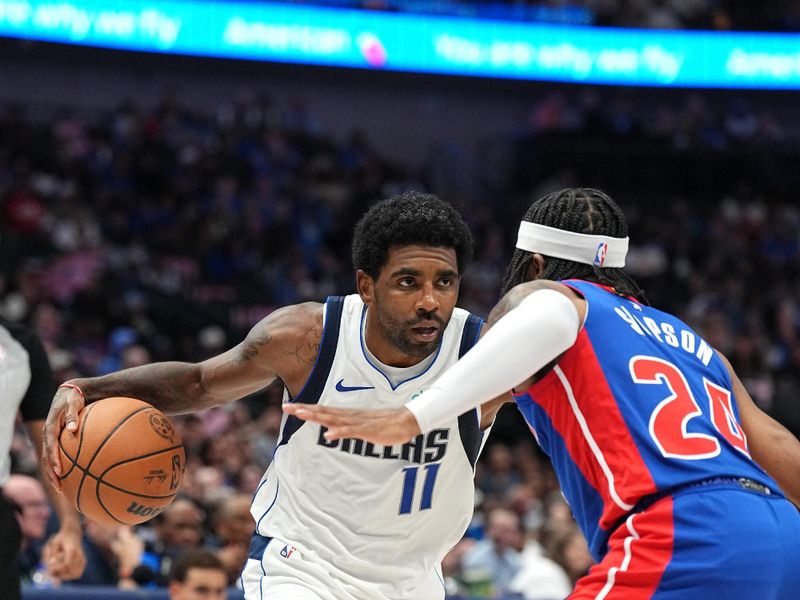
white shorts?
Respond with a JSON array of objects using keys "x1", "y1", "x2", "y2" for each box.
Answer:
[
  {"x1": 241, "y1": 534, "x2": 446, "y2": 600},
  {"x1": 242, "y1": 536, "x2": 368, "y2": 600}
]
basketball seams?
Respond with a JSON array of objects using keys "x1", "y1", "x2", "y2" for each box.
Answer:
[
  {"x1": 98, "y1": 480, "x2": 180, "y2": 500},
  {"x1": 99, "y1": 443, "x2": 184, "y2": 473},
  {"x1": 93, "y1": 495, "x2": 129, "y2": 525},
  {"x1": 97, "y1": 443, "x2": 184, "y2": 495},
  {"x1": 74, "y1": 405, "x2": 152, "y2": 513},
  {"x1": 95, "y1": 445, "x2": 184, "y2": 525},
  {"x1": 59, "y1": 398, "x2": 185, "y2": 526}
]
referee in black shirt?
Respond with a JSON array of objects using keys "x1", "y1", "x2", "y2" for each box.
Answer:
[{"x1": 0, "y1": 315, "x2": 86, "y2": 599}]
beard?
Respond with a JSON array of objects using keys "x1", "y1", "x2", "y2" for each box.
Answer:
[{"x1": 372, "y1": 304, "x2": 447, "y2": 358}]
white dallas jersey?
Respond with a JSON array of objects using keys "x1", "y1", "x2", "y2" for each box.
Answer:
[{"x1": 249, "y1": 295, "x2": 485, "y2": 599}]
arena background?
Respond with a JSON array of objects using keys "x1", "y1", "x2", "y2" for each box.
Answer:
[{"x1": 2, "y1": 2, "x2": 800, "y2": 598}]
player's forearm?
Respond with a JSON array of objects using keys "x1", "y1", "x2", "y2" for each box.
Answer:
[
  {"x1": 67, "y1": 362, "x2": 215, "y2": 414},
  {"x1": 49, "y1": 485, "x2": 82, "y2": 531},
  {"x1": 752, "y1": 421, "x2": 800, "y2": 507},
  {"x1": 28, "y1": 423, "x2": 82, "y2": 530},
  {"x1": 406, "y1": 289, "x2": 579, "y2": 432}
]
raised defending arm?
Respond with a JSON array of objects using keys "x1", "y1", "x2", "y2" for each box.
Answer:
[{"x1": 285, "y1": 281, "x2": 585, "y2": 444}]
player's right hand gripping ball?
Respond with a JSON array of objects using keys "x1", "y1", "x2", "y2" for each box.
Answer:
[{"x1": 58, "y1": 397, "x2": 185, "y2": 525}]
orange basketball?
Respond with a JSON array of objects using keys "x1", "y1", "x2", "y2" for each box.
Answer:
[{"x1": 58, "y1": 397, "x2": 185, "y2": 526}]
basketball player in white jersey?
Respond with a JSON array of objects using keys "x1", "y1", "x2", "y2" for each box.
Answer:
[
  {"x1": 0, "y1": 315, "x2": 86, "y2": 599},
  {"x1": 42, "y1": 191, "x2": 504, "y2": 600}
]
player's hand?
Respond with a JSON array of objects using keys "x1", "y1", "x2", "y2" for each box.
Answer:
[
  {"x1": 109, "y1": 526, "x2": 145, "y2": 573},
  {"x1": 216, "y1": 542, "x2": 249, "y2": 581},
  {"x1": 282, "y1": 404, "x2": 421, "y2": 445},
  {"x1": 42, "y1": 526, "x2": 87, "y2": 580},
  {"x1": 42, "y1": 383, "x2": 87, "y2": 492}
]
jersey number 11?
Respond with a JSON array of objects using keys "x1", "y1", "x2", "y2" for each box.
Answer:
[{"x1": 399, "y1": 464, "x2": 441, "y2": 514}]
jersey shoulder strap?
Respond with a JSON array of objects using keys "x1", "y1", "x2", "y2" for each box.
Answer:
[
  {"x1": 277, "y1": 296, "x2": 345, "y2": 448},
  {"x1": 291, "y1": 296, "x2": 346, "y2": 405},
  {"x1": 457, "y1": 312, "x2": 485, "y2": 468}
]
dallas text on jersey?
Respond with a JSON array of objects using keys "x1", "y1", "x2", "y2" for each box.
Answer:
[{"x1": 318, "y1": 427, "x2": 449, "y2": 465}]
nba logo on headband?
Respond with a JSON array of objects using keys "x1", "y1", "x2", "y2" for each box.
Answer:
[
  {"x1": 593, "y1": 242, "x2": 608, "y2": 267},
  {"x1": 516, "y1": 222, "x2": 628, "y2": 267}
]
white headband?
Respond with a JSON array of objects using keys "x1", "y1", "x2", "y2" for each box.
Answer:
[{"x1": 516, "y1": 221, "x2": 628, "y2": 268}]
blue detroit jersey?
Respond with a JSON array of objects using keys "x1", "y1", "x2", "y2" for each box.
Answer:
[{"x1": 513, "y1": 280, "x2": 780, "y2": 560}]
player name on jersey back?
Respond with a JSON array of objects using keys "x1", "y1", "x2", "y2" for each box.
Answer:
[{"x1": 614, "y1": 303, "x2": 714, "y2": 366}]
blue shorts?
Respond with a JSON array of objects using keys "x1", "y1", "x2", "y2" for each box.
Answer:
[{"x1": 569, "y1": 481, "x2": 800, "y2": 599}]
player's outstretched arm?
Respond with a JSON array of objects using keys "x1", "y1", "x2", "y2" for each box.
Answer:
[
  {"x1": 43, "y1": 302, "x2": 323, "y2": 490},
  {"x1": 287, "y1": 282, "x2": 583, "y2": 442},
  {"x1": 719, "y1": 352, "x2": 800, "y2": 507},
  {"x1": 405, "y1": 282, "x2": 583, "y2": 434},
  {"x1": 283, "y1": 404, "x2": 422, "y2": 445}
]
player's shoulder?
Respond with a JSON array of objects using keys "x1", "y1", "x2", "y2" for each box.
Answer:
[
  {"x1": 509, "y1": 280, "x2": 579, "y2": 302},
  {"x1": 271, "y1": 300, "x2": 323, "y2": 321},
  {"x1": 489, "y1": 280, "x2": 581, "y2": 326},
  {"x1": 243, "y1": 302, "x2": 324, "y2": 354}
]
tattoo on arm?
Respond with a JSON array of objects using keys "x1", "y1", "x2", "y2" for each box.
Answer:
[
  {"x1": 236, "y1": 329, "x2": 274, "y2": 364},
  {"x1": 281, "y1": 326, "x2": 322, "y2": 366}
]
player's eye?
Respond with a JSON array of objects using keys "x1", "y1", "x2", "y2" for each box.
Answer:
[
  {"x1": 398, "y1": 277, "x2": 416, "y2": 287},
  {"x1": 438, "y1": 277, "x2": 455, "y2": 287}
]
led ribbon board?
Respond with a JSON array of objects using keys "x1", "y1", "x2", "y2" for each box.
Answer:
[{"x1": 1, "y1": 0, "x2": 799, "y2": 88}]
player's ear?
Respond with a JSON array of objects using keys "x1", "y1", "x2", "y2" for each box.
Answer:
[
  {"x1": 356, "y1": 270, "x2": 375, "y2": 304},
  {"x1": 527, "y1": 254, "x2": 546, "y2": 281}
]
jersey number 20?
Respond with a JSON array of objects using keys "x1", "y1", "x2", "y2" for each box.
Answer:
[{"x1": 630, "y1": 356, "x2": 749, "y2": 460}]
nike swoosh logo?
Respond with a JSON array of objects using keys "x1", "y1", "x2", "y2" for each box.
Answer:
[{"x1": 335, "y1": 379, "x2": 375, "y2": 392}]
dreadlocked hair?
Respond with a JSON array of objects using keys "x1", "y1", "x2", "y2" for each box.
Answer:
[{"x1": 501, "y1": 187, "x2": 649, "y2": 304}]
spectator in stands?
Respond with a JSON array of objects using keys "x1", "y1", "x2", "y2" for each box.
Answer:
[
  {"x1": 69, "y1": 521, "x2": 145, "y2": 589},
  {"x1": 549, "y1": 527, "x2": 594, "y2": 587},
  {"x1": 3, "y1": 474, "x2": 52, "y2": 583},
  {"x1": 508, "y1": 526, "x2": 572, "y2": 600},
  {"x1": 476, "y1": 443, "x2": 521, "y2": 502},
  {"x1": 459, "y1": 506, "x2": 523, "y2": 596},
  {"x1": 141, "y1": 497, "x2": 206, "y2": 586},
  {"x1": 210, "y1": 494, "x2": 254, "y2": 585},
  {"x1": 169, "y1": 550, "x2": 228, "y2": 600}
]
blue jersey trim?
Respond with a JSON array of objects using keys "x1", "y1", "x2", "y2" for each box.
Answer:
[
  {"x1": 248, "y1": 533, "x2": 273, "y2": 560},
  {"x1": 255, "y1": 479, "x2": 280, "y2": 534},
  {"x1": 458, "y1": 313, "x2": 484, "y2": 359},
  {"x1": 358, "y1": 304, "x2": 443, "y2": 391},
  {"x1": 457, "y1": 313, "x2": 485, "y2": 468},
  {"x1": 251, "y1": 474, "x2": 269, "y2": 499},
  {"x1": 277, "y1": 296, "x2": 345, "y2": 448}
]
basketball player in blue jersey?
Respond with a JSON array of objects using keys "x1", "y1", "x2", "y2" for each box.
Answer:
[
  {"x1": 286, "y1": 188, "x2": 800, "y2": 600},
  {"x1": 42, "y1": 191, "x2": 504, "y2": 600}
]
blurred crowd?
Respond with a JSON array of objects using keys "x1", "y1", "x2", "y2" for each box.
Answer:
[
  {"x1": 279, "y1": 0, "x2": 800, "y2": 31},
  {"x1": 3, "y1": 83, "x2": 800, "y2": 599}
]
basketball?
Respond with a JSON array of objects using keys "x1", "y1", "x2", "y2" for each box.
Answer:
[{"x1": 58, "y1": 397, "x2": 185, "y2": 526}]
